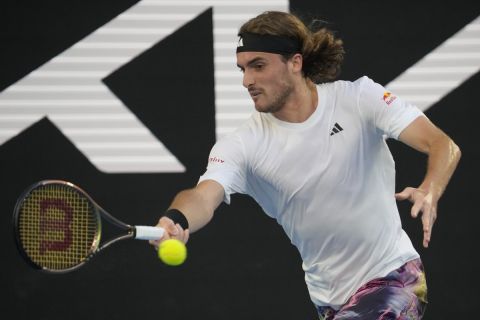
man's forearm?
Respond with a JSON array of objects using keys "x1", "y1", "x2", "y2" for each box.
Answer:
[
  {"x1": 168, "y1": 189, "x2": 214, "y2": 233},
  {"x1": 420, "y1": 134, "x2": 461, "y2": 200},
  {"x1": 167, "y1": 180, "x2": 224, "y2": 233}
]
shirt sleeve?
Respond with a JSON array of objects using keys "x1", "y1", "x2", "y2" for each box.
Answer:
[
  {"x1": 198, "y1": 133, "x2": 248, "y2": 204},
  {"x1": 357, "y1": 76, "x2": 425, "y2": 139}
]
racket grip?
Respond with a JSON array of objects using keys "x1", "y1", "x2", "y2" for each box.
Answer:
[{"x1": 134, "y1": 226, "x2": 165, "y2": 240}]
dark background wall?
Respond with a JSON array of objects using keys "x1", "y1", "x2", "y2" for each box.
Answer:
[{"x1": 1, "y1": 0, "x2": 479, "y2": 319}]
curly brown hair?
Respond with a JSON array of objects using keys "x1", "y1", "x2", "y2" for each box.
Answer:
[{"x1": 238, "y1": 11, "x2": 345, "y2": 84}]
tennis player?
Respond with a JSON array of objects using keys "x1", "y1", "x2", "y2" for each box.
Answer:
[{"x1": 151, "y1": 11, "x2": 461, "y2": 320}]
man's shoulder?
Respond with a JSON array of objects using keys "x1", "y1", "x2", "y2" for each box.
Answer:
[
  {"x1": 321, "y1": 76, "x2": 373, "y2": 91},
  {"x1": 317, "y1": 76, "x2": 372, "y2": 104}
]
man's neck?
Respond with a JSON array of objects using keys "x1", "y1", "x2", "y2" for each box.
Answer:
[{"x1": 272, "y1": 79, "x2": 318, "y2": 123}]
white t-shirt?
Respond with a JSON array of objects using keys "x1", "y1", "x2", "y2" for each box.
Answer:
[{"x1": 199, "y1": 76, "x2": 423, "y2": 308}]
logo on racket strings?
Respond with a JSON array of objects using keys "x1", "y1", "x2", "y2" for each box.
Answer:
[{"x1": 39, "y1": 199, "x2": 73, "y2": 254}]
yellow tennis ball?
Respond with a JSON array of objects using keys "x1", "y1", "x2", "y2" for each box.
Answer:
[{"x1": 158, "y1": 239, "x2": 187, "y2": 266}]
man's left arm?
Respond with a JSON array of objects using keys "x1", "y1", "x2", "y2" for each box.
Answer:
[{"x1": 395, "y1": 116, "x2": 461, "y2": 248}]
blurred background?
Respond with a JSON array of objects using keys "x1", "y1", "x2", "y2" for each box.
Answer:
[{"x1": 1, "y1": 0, "x2": 479, "y2": 319}]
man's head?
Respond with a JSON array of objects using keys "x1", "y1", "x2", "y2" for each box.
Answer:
[
  {"x1": 235, "y1": 11, "x2": 344, "y2": 113},
  {"x1": 237, "y1": 11, "x2": 345, "y2": 83}
]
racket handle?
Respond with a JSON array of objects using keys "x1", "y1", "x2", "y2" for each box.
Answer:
[{"x1": 134, "y1": 226, "x2": 165, "y2": 240}]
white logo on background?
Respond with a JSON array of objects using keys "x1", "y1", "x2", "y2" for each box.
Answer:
[
  {"x1": 0, "y1": 3, "x2": 477, "y2": 172},
  {"x1": 0, "y1": 0, "x2": 288, "y2": 173}
]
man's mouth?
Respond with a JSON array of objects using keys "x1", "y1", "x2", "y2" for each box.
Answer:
[{"x1": 249, "y1": 89, "x2": 262, "y2": 99}]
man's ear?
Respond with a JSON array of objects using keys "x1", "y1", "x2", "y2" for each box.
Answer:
[{"x1": 289, "y1": 53, "x2": 303, "y2": 73}]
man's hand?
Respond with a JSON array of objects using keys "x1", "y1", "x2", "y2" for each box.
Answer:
[
  {"x1": 395, "y1": 187, "x2": 438, "y2": 248},
  {"x1": 149, "y1": 216, "x2": 189, "y2": 250},
  {"x1": 147, "y1": 180, "x2": 224, "y2": 251}
]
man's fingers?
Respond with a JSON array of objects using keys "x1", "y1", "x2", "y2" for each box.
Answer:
[
  {"x1": 398, "y1": 187, "x2": 437, "y2": 248},
  {"x1": 149, "y1": 239, "x2": 159, "y2": 247},
  {"x1": 149, "y1": 217, "x2": 177, "y2": 250},
  {"x1": 423, "y1": 234, "x2": 430, "y2": 248},
  {"x1": 158, "y1": 217, "x2": 179, "y2": 237},
  {"x1": 421, "y1": 203, "x2": 432, "y2": 224},
  {"x1": 410, "y1": 199, "x2": 423, "y2": 218},
  {"x1": 423, "y1": 206, "x2": 437, "y2": 248},
  {"x1": 149, "y1": 231, "x2": 172, "y2": 249},
  {"x1": 423, "y1": 219, "x2": 432, "y2": 248},
  {"x1": 148, "y1": 218, "x2": 190, "y2": 251},
  {"x1": 395, "y1": 187, "x2": 414, "y2": 201},
  {"x1": 173, "y1": 223, "x2": 184, "y2": 240},
  {"x1": 173, "y1": 224, "x2": 190, "y2": 244},
  {"x1": 166, "y1": 221, "x2": 179, "y2": 236},
  {"x1": 163, "y1": 223, "x2": 189, "y2": 244},
  {"x1": 395, "y1": 188, "x2": 409, "y2": 200}
]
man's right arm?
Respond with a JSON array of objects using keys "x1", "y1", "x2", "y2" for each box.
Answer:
[{"x1": 150, "y1": 179, "x2": 225, "y2": 246}]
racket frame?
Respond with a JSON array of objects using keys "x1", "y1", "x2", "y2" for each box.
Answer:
[{"x1": 13, "y1": 180, "x2": 138, "y2": 273}]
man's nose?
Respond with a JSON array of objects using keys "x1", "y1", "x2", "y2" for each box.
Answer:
[{"x1": 242, "y1": 70, "x2": 254, "y2": 88}]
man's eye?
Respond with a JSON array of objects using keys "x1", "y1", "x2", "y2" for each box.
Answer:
[{"x1": 254, "y1": 64, "x2": 264, "y2": 70}]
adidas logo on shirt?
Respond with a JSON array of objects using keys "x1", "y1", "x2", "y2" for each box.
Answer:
[{"x1": 330, "y1": 123, "x2": 343, "y2": 136}]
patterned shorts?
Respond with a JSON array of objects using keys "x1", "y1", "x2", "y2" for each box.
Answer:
[{"x1": 316, "y1": 259, "x2": 428, "y2": 320}]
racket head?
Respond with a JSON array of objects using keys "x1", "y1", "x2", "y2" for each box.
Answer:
[{"x1": 13, "y1": 180, "x2": 102, "y2": 273}]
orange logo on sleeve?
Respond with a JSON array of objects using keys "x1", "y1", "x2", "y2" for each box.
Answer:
[{"x1": 382, "y1": 91, "x2": 397, "y2": 105}]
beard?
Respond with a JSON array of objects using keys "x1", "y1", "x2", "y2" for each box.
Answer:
[{"x1": 254, "y1": 80, "x2": 295, "y2": 114}]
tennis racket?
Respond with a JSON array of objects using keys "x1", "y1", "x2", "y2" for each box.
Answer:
[{"x1": 13, "y1": 180, "x2": 165, "y2": 273}]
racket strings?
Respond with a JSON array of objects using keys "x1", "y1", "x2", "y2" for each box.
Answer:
[{"x1": 18, "y1": 184, "x2": 100, "y2": 271}]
